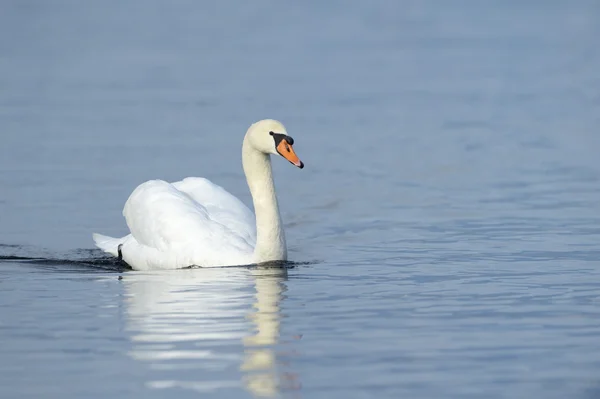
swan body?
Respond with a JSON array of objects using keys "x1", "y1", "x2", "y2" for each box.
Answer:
[{"x1": 93, "y1": 119, "x2": 303, "y2": 270}]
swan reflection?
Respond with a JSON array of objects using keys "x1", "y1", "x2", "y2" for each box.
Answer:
[{"x1": 122, "y1": 266, "x2": 299, "y2": 397}]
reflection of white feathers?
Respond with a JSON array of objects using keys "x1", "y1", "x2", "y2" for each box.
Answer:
[{"x1": 122, "y1": 267, "x2": 291, "y2": 397}]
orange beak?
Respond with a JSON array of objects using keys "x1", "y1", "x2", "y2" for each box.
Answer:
[{"x1": 276, "y1": 139, "x2": 304, "y2": 169}]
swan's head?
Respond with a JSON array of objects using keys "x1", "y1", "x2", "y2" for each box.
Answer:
[{"x1": 247, "y1": 119, "x2": 304, "y2": 169}]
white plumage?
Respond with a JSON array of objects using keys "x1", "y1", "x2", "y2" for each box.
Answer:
[{"x1": 93, "y1": 119, "x2": 304, "y2": 270}]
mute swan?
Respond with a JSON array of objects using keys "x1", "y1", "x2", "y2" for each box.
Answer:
[{"x1": 93, "y1": 119, "x2": 304, "y2": 270}]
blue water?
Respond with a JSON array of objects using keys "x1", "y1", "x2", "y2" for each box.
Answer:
[{"x1": 1, "y1": 1, "x2": 599, "y2": 398}]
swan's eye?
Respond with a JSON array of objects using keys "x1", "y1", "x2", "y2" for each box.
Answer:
[{"x1": 269, "y1": 131, "x2": 274, "y2": 136}]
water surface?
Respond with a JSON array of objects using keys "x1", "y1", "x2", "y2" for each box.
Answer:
[{"x1": 1, "y1": 1, "x2": 599, "y2": 398}]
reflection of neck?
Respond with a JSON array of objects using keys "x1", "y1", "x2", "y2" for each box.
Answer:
[
  {"x1": 242, "y1": 136, "x2": 287, "y2": 263},
  {"x1": 241, "y1": 269, "x2": 287, "y2": 397},
  {"x1": 244, "y1": 271, "x2": 283, "y2": 346}
]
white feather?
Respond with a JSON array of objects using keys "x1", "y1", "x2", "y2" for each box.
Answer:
[{"x1": 92, "y1": 119, "x2": 301, "y2": 270}]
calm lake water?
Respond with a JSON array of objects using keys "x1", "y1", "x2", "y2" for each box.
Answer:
[{"x1": 1, "y1": 1, "x2": 600, "y2": 398}]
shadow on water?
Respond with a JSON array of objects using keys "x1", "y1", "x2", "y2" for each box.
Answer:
[
  {"x1": 0, "y1": 244, "x2": 130, "y2": 272},
  {"x1": 0, "y1": 243, "x2": 316, "y2": 274}
]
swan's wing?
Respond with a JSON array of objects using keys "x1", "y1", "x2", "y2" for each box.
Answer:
[
  {"x1": 121, "y1": 179, "x2": 254, "y2": 269},
  {"x1": 172, "y1": 177, "x2": 256, "y2": 246}
]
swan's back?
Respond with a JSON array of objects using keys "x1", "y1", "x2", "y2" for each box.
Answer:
[{"x1": 172, "y1": 177, "x2": 256, "y2": 246}]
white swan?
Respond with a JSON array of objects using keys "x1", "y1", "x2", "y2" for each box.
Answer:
[{"x1": 92, "y1": 119, "x2": 304, "y2": 270}]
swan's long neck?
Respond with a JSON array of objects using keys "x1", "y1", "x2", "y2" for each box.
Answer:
[{"x1": 242, "y1": 137, "x2": 287, "y2": 263}]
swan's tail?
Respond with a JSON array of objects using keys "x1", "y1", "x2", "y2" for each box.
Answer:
[{"x1": 92, "y1": 233, "x2": 124, "y2": 257}]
